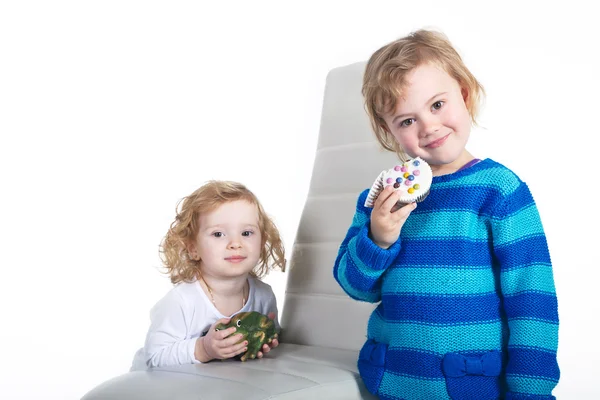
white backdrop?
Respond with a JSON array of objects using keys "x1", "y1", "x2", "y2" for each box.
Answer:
[{"x1": 1, "y1": 1, "x2": 598, "y2": 399}]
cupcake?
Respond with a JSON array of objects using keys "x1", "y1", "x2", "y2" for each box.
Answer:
[{"x1": 364, "y1": 157, "x2": 433, "y2": 208}]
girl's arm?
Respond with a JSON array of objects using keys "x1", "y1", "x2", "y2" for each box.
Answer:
[
  {"x1": 491, "y1": 181, "x2": 559, "y2": 399},
  {"x1": 333, "y1": 189, "x2": 402, "y2": 303},
  {"x1": 143, "y1": 289, "x2": 201, "y2": 368}
]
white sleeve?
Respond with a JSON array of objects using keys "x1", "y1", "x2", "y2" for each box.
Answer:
[{"x1": 143, "y1": 289, "x2": 201, "y2": 368}]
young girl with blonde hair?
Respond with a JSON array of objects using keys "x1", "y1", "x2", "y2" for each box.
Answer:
[
  {"x1": 334, "y1": 30, "x2": 559, "y2": 399},
  {"x1": 132, "y1": 181, "x2": 285, "y2": 369}
]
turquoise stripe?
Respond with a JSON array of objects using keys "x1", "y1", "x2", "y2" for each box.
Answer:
[
  {"x1": 508, "y1": 319, "x2": 558, "y2": 350},
  {"x1": 351, "y1": 208, "x2": 369, "y2": 227},
  {"x1": 336, "y1": 252, "x2": 379, "y2": 302},
  {"x1": 403, "y1": 210, "x2": 488, "y2": 240},
  {"x1": 348, "y1": 236, "x2": 386, "y2": 279},
  {"x1": 379, "y1": 373, "x2": 449, "y2": 400},
  {"x1": 384, "y1": 267, "x2": 496, "y2": 295},
  {"x1": 506, "y1": 375, "x2": 559, "y2": 395},
  {"x1": 434, "y1": 167, "x2": 520, "y2": 195},
  {"x1": 501, "y1": 264, "x2": 556, "y2": 295},
  {"x1": 369, "y1": 313, "x2": 504, "y2": 354},
  {"x1": 492, "y1": 205, "x2": 544, "y2": 246}
]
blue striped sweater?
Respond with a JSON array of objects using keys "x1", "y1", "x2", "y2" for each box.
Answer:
[{"x1": 333, "y1": 158, "x2": 559, "y2": 400}]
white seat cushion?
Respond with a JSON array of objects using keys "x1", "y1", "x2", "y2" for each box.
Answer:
[{"x1": 82, "y1": 344, "x2": 377, "y2": 400}]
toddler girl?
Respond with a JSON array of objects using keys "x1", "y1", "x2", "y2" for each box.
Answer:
[{"x1": 132, "y1": 180, "x2": 285, "y2": 369}]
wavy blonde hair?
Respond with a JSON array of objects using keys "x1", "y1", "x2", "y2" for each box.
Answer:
[
  {"x1": 363, "y1": 29, "x2": 485, "y2": 161},
  {"x1": 160, "y1": 181, "x2": 286, "y2": 284}
]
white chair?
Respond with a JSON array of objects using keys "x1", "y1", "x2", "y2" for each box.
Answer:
[{"x1": 82, "y1": 61, "x2": 398, "y2": 400}]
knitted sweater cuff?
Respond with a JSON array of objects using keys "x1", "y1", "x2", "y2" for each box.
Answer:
[
  {"x1": 354, "y1": 225, "x2": 401, "y2": 270},
  {"x1": 505, "y1": 392, "x2": 555, "y2": 400}
]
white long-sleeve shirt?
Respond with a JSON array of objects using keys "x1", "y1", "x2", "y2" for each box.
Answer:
[{"x1": 131, "y1": 276, "x2": 279, "y2": 370}]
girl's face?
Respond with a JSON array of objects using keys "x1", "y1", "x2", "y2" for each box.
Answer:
[
  {"x1": 190, "y1": 200, "x2": 262, "y2": 280},
  {"x1": 382, "y1": 63, "x2": 473, "y2": 175}
]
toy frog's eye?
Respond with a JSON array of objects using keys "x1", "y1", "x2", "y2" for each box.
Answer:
[
  {"x1": 236, "y1": 320, "x2": 242, "y2": 327},
  {"x1": 215, "y1": 328, "x2": 220, "y2": 331}
]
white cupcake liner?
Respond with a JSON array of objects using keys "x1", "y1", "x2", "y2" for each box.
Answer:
[
  {"x1": 364, "y1": 170, "x2": 385, "y2": 208},
  {"x1": 364, "y1": 157, "x2": 432, "y2": 208}
]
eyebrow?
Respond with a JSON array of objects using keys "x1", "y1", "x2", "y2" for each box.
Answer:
[
  {"x1": 203, "y1": 223, "x2": 259, "y2": 232},
  {"x1": 391, "y1": 92, "x2": 447, "y2": 125}
]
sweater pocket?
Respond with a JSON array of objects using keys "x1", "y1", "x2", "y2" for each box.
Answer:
[
  {"x1": 357, "y1": 339, "x2": 388, "y2": 396},
  {"x1": 442, "y1": 350, "x2": 503, "y2": 400}
]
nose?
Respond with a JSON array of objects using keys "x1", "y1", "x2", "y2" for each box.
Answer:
[
  {"x1": 420, "y1": 115, "x2": 441, "y2": 138},
  {"x1": 227, "y1": 239, "x2": 242, "y2": 249}
]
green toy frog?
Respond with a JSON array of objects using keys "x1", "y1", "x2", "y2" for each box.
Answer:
[{"x1": 215, "y1": 311, "x2": 278, "y2": 361}]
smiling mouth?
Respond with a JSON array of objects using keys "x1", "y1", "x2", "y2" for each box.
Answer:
[
  {"x1": 225, "y1": 256, "x2": 246, "y2": 263},
  {"x1": 426, "y1": 133, "x2": 450, "y2": 148}
]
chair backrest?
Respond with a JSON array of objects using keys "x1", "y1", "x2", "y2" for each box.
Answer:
[{"x1": 280, "y1": 62, "x2": 399, "y2": 351}]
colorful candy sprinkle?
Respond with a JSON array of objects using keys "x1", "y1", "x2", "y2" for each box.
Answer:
[
  {"x1": 403, "y1": 172, "x2": 410, "y2": 178},
  {"x1": 396, "y1": 177, "x2": 402, "y2": 183},
  {"x1": 408, "y1": 175, "x2": 415, "y2": 181},
  {"x1": 413, "y1": 160, "x2": 420, "y2": 166},
  {"x1": 393, "y1": 183, "x2": 400, "y2": 188},
  {"x1": 386, "y1": 177, "x2": 393, "y2": 184},
  {"x1": 413, "y1": 170, "x2": 420, "y2": 176},
  {"x1": 394, "y1": 165, "x2": 402, "y2": 171},
  {"x1": 414, "y1": 184, "x2": 420, "y2": 190},
  {"x1": 408, "y1": 188, "x2": 415, "y2": 194}
]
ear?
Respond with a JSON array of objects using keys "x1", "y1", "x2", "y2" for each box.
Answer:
[
  {"x1": 461, "y1": 87, "x2": 469, "y2": 104},
  {"x1": 380, "y1": 121, "x2": 391, "y2": 134},
  {"x1": 186, "y1": 242, "x2": 199, "y2": 261}
]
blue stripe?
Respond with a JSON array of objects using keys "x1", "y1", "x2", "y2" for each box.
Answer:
[
  {"x1": 492, "y1": 182, "x2": 536, "y2": 218},
  {"x1": 504, "y1": 292, "x2": 558, "y2": 322},
  {"x1": 369, "y1": 310, "x2": 506, "y2": 353},
  {"x1": 398, "y1": 238, "x2": 493, "y2": 266},
  {"x1": 494, "y1": 235, "x2": 551, "y2": 270},
  {"x1": 416, "y1": 185, "x2": 500, "y2": 216},
  {"x1": 386, "y1": 349, "x2": 444, "y2": 378},
  {"x1": 381, "y1": 292, "x2": 502, "y2": 324},
  {"x1": 506, "y1": 347, "x2": 560, "y2": 380},
  {"x1": 383, "y1": 267, "x2": 496, "y2": 295}
]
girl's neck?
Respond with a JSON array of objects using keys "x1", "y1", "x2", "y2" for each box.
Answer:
[
  {"x1": 199, "y1": 273, "x2": 249, "y2": 315},
  {"x1": 430, "y1": 150, "x2": 475, "y2": 177}
]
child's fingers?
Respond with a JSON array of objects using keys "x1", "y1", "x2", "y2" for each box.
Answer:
[
  {"x1": 374, "y1": 186, "x2": 394, "y2": 209},
  {"x1": 269, "y1": 338, "x2": 279, "y2": 348},
  {"x1": 221, "y1": 334, "x2": 245, "y2": 348},
  {"x1": 392, "y1": 202, "x2": 417, "y2": 220},
  {"x1": 375, "y1": 188, "x2": 399, "y2": 214},
  {"x1": 215, "y1": 326, "x2": 237, "y2": 339}
]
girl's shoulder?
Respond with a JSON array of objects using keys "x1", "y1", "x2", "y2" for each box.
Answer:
[
  {"x1": 435, "y1": 158, "x2": 525, "y2": 194},
  {"x1": 156, "y1": 281, "x2": 203, "y2": 307},
  {"x1": 249, "y1": 276, "x2": 274, "y2": 295}
]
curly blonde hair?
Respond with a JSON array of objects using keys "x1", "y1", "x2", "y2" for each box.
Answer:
[
  {"x1": 160, "y1": 181, "x2": 286, "y2": 284},
  {"x1": 363, "y1": 29, "x2": 485, "y2": 161}
]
